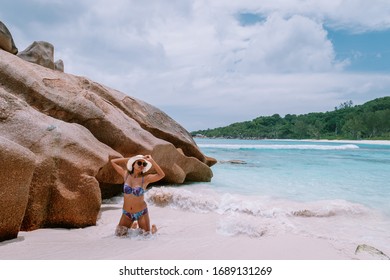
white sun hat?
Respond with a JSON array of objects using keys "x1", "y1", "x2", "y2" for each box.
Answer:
[{"x1": 126, "y1": 155, "x2": 152, "y2": 173}]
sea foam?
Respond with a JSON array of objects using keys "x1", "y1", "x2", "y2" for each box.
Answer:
[
  {"x1": 147, "y1": 187, "x2": 371, "y2": 219},
  {"x1": 146, "y1": 186, "x2": 390, "y2": 250}
]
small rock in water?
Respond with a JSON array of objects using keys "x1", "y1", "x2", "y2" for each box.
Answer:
[
  {"x1": 292, "y1": 209, "x2": 336, "y2": 218},
  {"x1": 219, "y1": 160, "x2": 247, "y2": 164},
  {"x1": 292, "y1": 210, "x2": 316, "y2": 217},
  {"x1": 355, "y1": 244, "x2": 390, "y2": 260}
]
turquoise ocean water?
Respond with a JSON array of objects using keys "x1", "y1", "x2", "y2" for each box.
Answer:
[
  {"x1": 148, "y1": 138, "x2": 390, "y2": 255},
  {"x1": 196, "y1": 138, "x2": 390, "y2": 216}
]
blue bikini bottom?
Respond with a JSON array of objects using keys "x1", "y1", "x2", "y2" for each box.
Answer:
[{"x1": 122, "y1": 208, "x2": 148, "y2": 221}]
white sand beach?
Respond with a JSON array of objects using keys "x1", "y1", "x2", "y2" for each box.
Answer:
[{"x1": 0, "y1": 197, "x2": 383, "y2": 260}]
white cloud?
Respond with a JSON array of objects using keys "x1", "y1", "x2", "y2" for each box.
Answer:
[
  {"x1": 208, "y1": 0, "x2": 390, "y2": 32},
  {"x1": 319, "y1": 0, "x2": 390, "y2": 32},
  {"x1": 233, "y1": 14, "x2": 342, "y2": 73}
]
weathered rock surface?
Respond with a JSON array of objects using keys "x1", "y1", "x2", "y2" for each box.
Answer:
[
  {"x1": 0, "y1": 81, "x2": 121, "y2": 230},
  {"x1": 54, "y1": 59, "x2": 64, "y2": 72},
  {"x1": 0, "y1": 21, "x2": 18, "y2": 54},
  {"x1": 17, "y1": 41, "x2": 64, "y2": 71},
  {"x1": 0, "y1": 49, "x2": 214, "y2": 238},
  {"x1": 0, "y1": 21, "x2": 64, "y2": 71},
  {"x1": 0, "y1": 137, "x2": 35, "y2": 241}
]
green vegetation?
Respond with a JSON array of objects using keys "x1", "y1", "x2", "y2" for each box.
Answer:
[{"x1": 192, "y1": 97, "x2": 390, "y2": 140}]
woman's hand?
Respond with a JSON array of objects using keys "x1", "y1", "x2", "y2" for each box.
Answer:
[{"x1": 144, "y1": 155, "x2": 153, "y2": 161}]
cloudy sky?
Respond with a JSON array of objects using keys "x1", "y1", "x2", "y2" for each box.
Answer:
[{"x1": 2, "y1": 0, "x2": 390, "y2": 131}]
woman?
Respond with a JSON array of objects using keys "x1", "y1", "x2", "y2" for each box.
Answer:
[{"x1": 110, "y1": 154, "x2": 165, "y2": 236}]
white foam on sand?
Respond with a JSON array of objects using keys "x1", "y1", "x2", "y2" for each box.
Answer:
[{"x1": 1, "y1": 188, "x2": 389, "y2": 260}]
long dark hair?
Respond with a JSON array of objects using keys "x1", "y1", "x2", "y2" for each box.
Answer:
[
  {"x1": 128, "y1": 162, "x2": 143, "y2": 175},
  {"x1": 128, "y1": 162, "x2": 135, "y2": 175}
]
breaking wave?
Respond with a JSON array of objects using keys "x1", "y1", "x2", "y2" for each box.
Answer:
[
  {"x1": 146, "y1": 187, "x2": 370, "y2": 219},
  {"x1": 145, "y1": 186, "x2": 390, "y2": 251}
]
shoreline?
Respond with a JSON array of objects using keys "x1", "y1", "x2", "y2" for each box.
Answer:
[{"x1": 194, "y1": 137, "x2": 390, "y2": 145}]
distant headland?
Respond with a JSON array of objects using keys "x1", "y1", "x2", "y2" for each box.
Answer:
[{"x1": 192, "y1": 97, "x2": 390, "y2": 140}]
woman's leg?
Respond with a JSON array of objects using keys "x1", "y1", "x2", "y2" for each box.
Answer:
[
  {"x1": 137, "y1": 212, "x2": 151, "y2": 232},
  {"x1": 115, "y1": 213, "x2": 134, "y2": 236},
  {"x1": 119, "y1": 212, "x2": 134, "y2": 227},
  {"x1": 138, "y1": 212, "x2": 158, "y2": 234}
]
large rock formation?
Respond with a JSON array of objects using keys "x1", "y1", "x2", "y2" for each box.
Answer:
[
  {"x1": 0, "y1": 21, "x2": 18, "y2": 54},
  {"x1": 0, "y1": 137, "x2": 35, "y2": 241},
  {"x1": 1, "y1": 20, "x2": 64, "y2": 70},
  {"x1": 0, "y1": 49, "x2": 214, "y2": 240},
  {"x1": 17, "y1": 41, "x2": 64, "y2": 72}
]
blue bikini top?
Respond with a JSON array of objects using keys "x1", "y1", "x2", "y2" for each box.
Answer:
[{"x1": 123, "y1": 176, "x2": 145, "y2": 197}]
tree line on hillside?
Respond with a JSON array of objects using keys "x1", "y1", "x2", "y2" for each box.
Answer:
[{"x1": 192, "y1": 97, "x2": 390, "y2": 140}]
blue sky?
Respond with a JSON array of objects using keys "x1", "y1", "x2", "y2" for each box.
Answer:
[
  {"x1": 328, "y1": 29, "x2": 390, "y2": 72},
  {"x1": 2, "y1": 0, "x2": 390, "y2": 131}
]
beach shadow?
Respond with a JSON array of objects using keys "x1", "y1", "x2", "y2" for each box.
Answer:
[
  {"x1": 97, "y1": 205, "x2": 121, "y2": 220},
  {"x1": 0, "y1": 236, "x2": 25, "y2": 246},
  {"x1": 100, "y1": 205, "x2": 121, "y2": 212}
]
